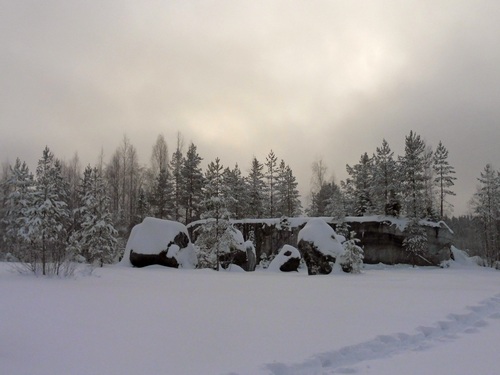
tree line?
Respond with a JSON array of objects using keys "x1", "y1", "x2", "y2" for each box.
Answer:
[
  {"x1": 0, "y1": 133, "x2": 302, "y2": 273},
  {"x1": 0, "y1": 130, "x2": 499, "y2": 271}
]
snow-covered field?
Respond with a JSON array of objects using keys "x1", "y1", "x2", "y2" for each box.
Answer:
[{"x1": 1, "y1": 262, "x2": 500, "y2": 375}]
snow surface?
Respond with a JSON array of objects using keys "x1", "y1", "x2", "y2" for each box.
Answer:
[
  {"x1": 120, "y1": 217, "x2": 197, "y2": 268},
  {"x1": 1, "y1": 261, "x2": 500, "y2": 375},
  {"x1": 267, "y1": 244, "x2": 301, "y2": 272},
  {"x1": 297, "y1": 217, "x2": 345, "y2": 257}
]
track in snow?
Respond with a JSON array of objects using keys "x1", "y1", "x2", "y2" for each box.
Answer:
[{"x1": 264, "y1": 293, "x2": 500, "y2": 375}]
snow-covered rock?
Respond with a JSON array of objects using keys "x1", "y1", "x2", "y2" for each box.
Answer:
[
  {"x1": 268, "y1": 245, "x2": 301, "y2": 272},
  {"x1": 219, "y1": 226, "x2": 256, "y2": 271},
  {"x1": 297, "y1": 218, "x2": 344, "y2": 257},
  {"x1": 121, "y1": 217, "x2": 197, "y2": 269},
  {"x1": 297, "y1": 218, "x2": 344, "y2": 275}
]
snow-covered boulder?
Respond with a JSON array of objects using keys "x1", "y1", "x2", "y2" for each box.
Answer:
[
  {"x1": 121, "y1": 217, "x2": 197, "y2": 269},
  {"x1": 219, "y1": 226, "x2": 256, "y2": 271},
  {"x1": 297, "y1": 218, "x2": 344, "y2": 275},
  {"x1": 268, "y1": 245, "x2": 301, "y2": 272}
]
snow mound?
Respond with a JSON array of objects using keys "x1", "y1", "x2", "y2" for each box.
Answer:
[
  {"x1": 268, "y1": 245, "x2": 301, "y2": 272},
  {"x1": 297, "y1": 218, "x2": 344, "y2": 257},
  {"x1": 441, "y1": 246, "x2": 482, "y2": 268},
  {"x1": 120, "y1": 217, "x2": 197, "y2": 269}
]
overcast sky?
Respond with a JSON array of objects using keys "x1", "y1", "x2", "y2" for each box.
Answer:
[{"x1": 2, "y1": 0, "x2": 500, "y2": 215}]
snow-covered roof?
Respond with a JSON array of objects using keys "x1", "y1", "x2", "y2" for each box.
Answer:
[{"x1": 188, "y1": 215, "x2": 454, "y2": 234}]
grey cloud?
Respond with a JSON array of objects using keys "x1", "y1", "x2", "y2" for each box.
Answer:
[{"x1": 1, "y1": 0, "x2": 500, "y2": 215}]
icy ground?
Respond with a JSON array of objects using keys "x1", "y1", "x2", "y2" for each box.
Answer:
[{"x1": 1, "y1": 262, "x2": 500, "y2": 375}]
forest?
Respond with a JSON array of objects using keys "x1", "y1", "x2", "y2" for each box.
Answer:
[{"x1": 1, "y1": 130, "x2": 499, "y2": 274}]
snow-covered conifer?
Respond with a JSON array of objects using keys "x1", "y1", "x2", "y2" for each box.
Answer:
[
  {"x1": 196, "y1": 158, "x2": 232, "y2": 269},
  {"x1": 265, "y1": 150, "x2": 278, "y2": 217},
  {"x1": 276, "y1": 160, "x2": 302, "y2": 217},
  {"x1": 433, "y1": 141, "x2": 456, "y2": 219},
  {"x1": 400, "y1": 131, "x2": 426, "y2": 219},
  {"x1": 72, "y1": 167, "x2": 118, "y2": 266},
  {"x1": 222, "y1": 164, "x2": 248, "y2": 219},
  {"x1": 470, "y1": 164, "x2": 500, "y2": 266},
  {"x1": 344, "y1": 152, "x2": 374, "y2": 216},
  {"x1": 2, "y1": 158, "x2": 33, "y2": 257},
  {"x1": 21, "y1": 147, "x2": 71, "y2": 275},
  {"x1": 181, "y1": 142, "x2": 204, "y2": 224},
  {"x1": 340, "y1": 231, "x2": 364, "y2": 273},
  {"x1": 402, "y1": 219, "x2": 429, "y2": 267},
  {"x1": 246, "y1": 157, "x2": 266, "y2": 218},
  {"x1": 149, "y1": 167, "x2": 173, "y2": 220},
  {"x1": 169, "y1": 134, "x2": 185, "y2": 222},
  {"x1": 372, "y1": 139, "x2": 400, "y2": 215}
]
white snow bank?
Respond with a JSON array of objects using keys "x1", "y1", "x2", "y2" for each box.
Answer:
[
  {"x1": 120, "y1": 217, "x2": 197, "y2": 268},
  {"x1": 297, "y1": 218, "x2": 344, "y2": 257},
  {"x1": 268, "y1": 245, "x2": 301, "y2": 272}
]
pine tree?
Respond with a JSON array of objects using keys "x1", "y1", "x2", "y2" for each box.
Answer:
[
  {"x1": 21, "y1": 147, "x2": 71, "y2": 275},
  {"x1": 265, "y1": 150, "x2": 278, "y2": 217},
  {"x1": 433, "y1": 141, "x2": 456, "y2": 219},
  {"x1": 246, "y1": 157, "x2": 266, "y2": 218},
  {"x1": 400, "y1": 131, "x2": 426, "y2": 219},
  {"x1": 470, "y1": 164, "x2": 500, "y2": 266},
  {"x1": 181, "y1": 142, "x2": 204, "y2": 224}
]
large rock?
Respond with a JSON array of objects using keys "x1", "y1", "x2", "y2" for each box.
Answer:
[
  {"x1": 268, "y1": 245, "x2": 301, "y2": 272},
  {"x1": 297, "y1": 218, "x2": 345, "y2": 275},
  {"x1": 121, "y1": 217, "x2": 197, "y2": 269},
  {"x1": 218, "y1": 227, "x2": 257, "y2": 271}
]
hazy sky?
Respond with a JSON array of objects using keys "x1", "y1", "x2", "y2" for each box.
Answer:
[{"x1": 2, "y1": 0, "x2": 500, "y2": 215}]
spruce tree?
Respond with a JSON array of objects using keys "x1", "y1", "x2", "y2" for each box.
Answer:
[
  {"x1": 196, "y1": 158, "x2": 232, "y2": 270},
  {"x1": 2, "y1": 158, "x2": 33, "y2": 258},
  {"x1": 400, "y1": 131, "x2": 426, "y2": 219},
  {"x1": 344, "y1": 152, "x2": 374, "y2": 216},
  {"x1": 72, "y1": 167, "x2": 118, "y2": 266},
  {"x1": 246, "y1": 157, "x2": 266, "y2": 218},
  {"x1": 265, "y1": 150, "x2": 278, "y2": 217},
  {"x1": 340, "y1": 231, "x2": 364, "y2": 273},
  {"x1": 149, "y1": 167, "x2": 173, "y2": 219},
  {"x1": 21, "y1": 147, "x2": 70, "y2": 275},
  {"x1": 471, "y1": 164, "x2": 500, "y2": 266},
  {"x1": 372, "y1": 139, "x2": 400, "y2": 215},
  {"x1": 181, "y1": 142, "x2": 204, "y2": 224},
  {"x1": 169, "y1": 137, "x2": 185, "y2": 222},
  {"x1": 433, "y1": 141, "x2": 456, "y2": 219},
  {"x1": 276, "y1": 161, "x2": 302, "y2": 217},
  {"x1": 223, "y1": 164, "x2": 248, "y2": 219}
]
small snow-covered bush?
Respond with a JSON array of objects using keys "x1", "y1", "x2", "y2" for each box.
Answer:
[{"x1": 339, "y1": 231, "x2": 364, "y2": 273}]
